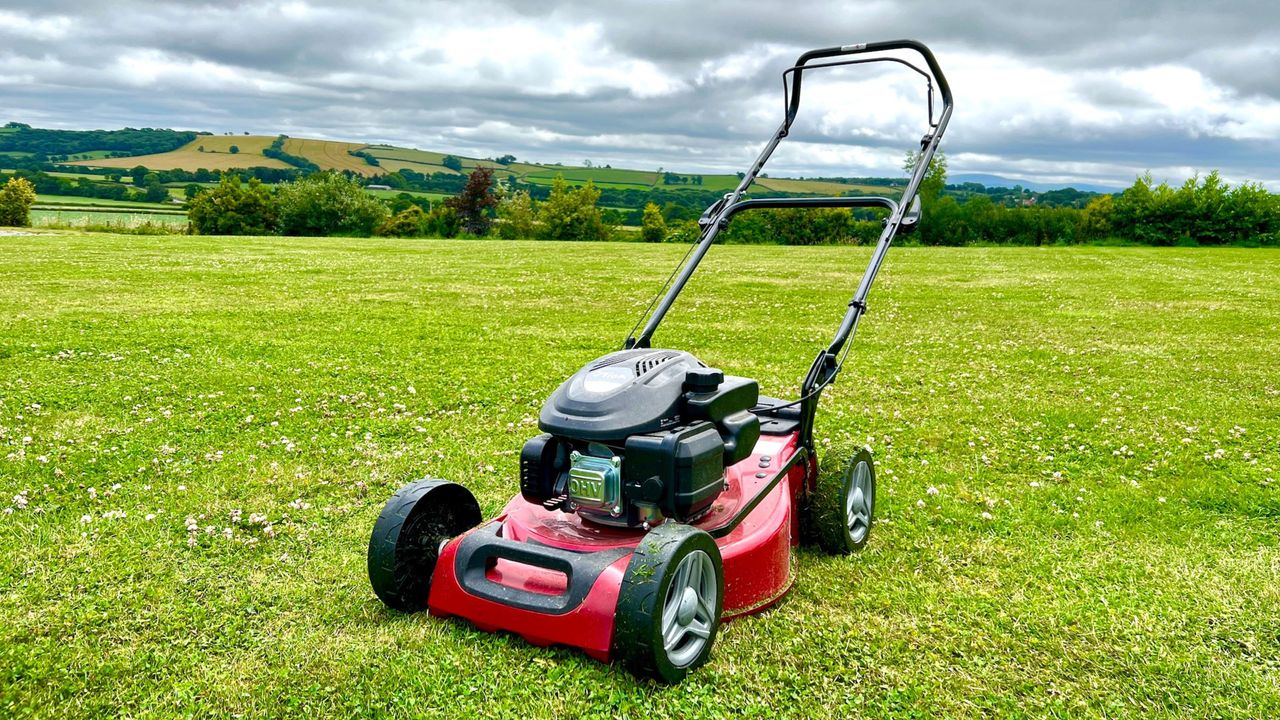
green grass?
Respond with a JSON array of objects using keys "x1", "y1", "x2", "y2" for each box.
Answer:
[
  {"x1": 34, "y1": 194, "x2": 180, "y2": 210},
  {"x1": 1, "y1": 235, "x2": 1278, "y2": 718},
  {"x1": 30, "y1": 209, "x2": 188, "y2": 228}
]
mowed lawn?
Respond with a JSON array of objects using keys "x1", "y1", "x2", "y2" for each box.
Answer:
[{"x1": 1, "y1": 234, "x2": 1278, "y2": 719}]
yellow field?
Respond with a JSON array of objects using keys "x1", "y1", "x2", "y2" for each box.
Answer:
[
  {"x1": 373, "y1": 158, "x2": 463, "y2": 175},
  {"x1": 71, "y1": 135, "x2": 379, "y2": 175},
  {"x1": 282, "y1": 138, "x2": 381, "y2": 177},
  {"x1": 70, "y1": 135, "x2": 291, "y2": 172}
]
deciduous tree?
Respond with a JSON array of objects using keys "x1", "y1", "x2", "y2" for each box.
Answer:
[{"x1": 0, "y1": 176, "x2": 37, "y2": 227}]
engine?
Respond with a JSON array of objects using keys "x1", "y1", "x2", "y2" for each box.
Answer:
[{"x1": 520, "y1": 349, "x2": 761, "y2": 527}]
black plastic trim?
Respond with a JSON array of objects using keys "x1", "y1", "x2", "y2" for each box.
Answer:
[
  {"x1": 706, "y1": 446, "x2": 809, "y2": 539},
  {"x1": 453, "y1": 522, "x2": 629, "y2": 615}
]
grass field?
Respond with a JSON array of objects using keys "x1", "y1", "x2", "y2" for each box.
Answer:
[
  {"x1": 33, "y1": 194, "x2": 178, "y2": 210},
  {"x1": 29, "y1": 209, "x2": 189, "y2": 229},
  {"x1": 1, "y1": 235, "x2": 1278, "y2": 718}
]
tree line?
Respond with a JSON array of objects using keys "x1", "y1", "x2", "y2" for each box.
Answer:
[{"x1": 184, "y1": 167, "x2": 616, "y2": 242}]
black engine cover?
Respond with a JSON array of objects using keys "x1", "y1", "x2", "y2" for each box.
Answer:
[
  {"x1": 539, "y1": 349, "x2": 703, "y2": 443},
  {"x1": 530, "y1": 348, "x2": 762, "y2": 525}
]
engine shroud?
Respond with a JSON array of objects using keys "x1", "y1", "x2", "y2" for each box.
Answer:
[{"x1": 523, "y1": 349, "x2": 761, "y2": 527}]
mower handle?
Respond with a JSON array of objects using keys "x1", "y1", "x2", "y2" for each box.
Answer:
[
  {"x1": 627, "y1": 40, "x2": 952, "y2": 452},
  {"x1": 785, "y1": 39, "x2": 953, "y2": 130}
]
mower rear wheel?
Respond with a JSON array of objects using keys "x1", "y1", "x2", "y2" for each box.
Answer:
[
  {"x1": 614, "y1": 522, "x2": 723, "y2": 683},
  {"x1": 807, "y1": 447, "x2": 876, "y2": 554},
  {"x1": 368, "y1": 479, "x2": 482, "y2": 612}
]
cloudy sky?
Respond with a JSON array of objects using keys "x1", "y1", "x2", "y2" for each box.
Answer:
[{"x1": 3, "y1": 1, "x2": 1278, "y2": 189}]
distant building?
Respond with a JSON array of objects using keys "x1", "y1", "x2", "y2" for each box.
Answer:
[{"x1": 367, "y1": 184, "x2": 391, "y2": 191}]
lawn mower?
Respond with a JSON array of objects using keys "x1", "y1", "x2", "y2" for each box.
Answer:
[{"x1": 368, "y1": 39, "x2": 952, "y2": 682}]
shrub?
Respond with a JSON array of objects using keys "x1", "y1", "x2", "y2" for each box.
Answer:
[
  {"x1": 424, "y1": 205, "x2": 460, "y2": 238},
  {"x1": 276, "y1": 172, "x2": 389, "y2": 236},
  {"x1": 721, "y1": 207, "x2": 861, "y2": 245},
  {"x1": 640, "y1": 202, "x2": 666, "y2": 243},
  {"x1": 187, "y1": 175, "x2": 278, "y2": 235},
  {"x1": 375, "y1": 206, "x2": 426, "y2": 238},
  {"x1": 537, "y1": 176, "x2": 611, "y2": 241},
  {"x1": 0, "y1": 176, "x2": 37, "y2": 227},
  {"x1": 496, "y1": 190, "x2": 536, "y2": 239}
]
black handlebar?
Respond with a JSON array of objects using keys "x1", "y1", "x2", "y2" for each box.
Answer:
[{"x1": 785, "y1": 39, "x2": 953, "y2": 128}]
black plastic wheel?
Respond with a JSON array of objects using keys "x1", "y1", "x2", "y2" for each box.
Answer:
[
  {"x1": 806, "y1": 447, "x2": 876, "y2": 554},
  {"x1": 368, "y1": 479, "x2": 482, "y2": 612},
  {"x1": 613, "y1": 522, "x2": 723, "y2": 683}
]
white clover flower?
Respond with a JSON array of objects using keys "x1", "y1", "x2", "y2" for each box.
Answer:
[
  {"x1": 80, "y1": 514, "x2": 92, "y2": 524},
  {"x1": 980, "y1": 512, "x2": 993, "y2": 520},
  {"x1": 916, "y1": 500, "x2": 926, "y2": 509},
  {"x1": 926, "y1": 486, "x2": 939, "y2": 496}
]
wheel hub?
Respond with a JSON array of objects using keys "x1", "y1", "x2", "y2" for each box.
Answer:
[
  {"x1": 661, "y1": 550, "x2": 717, "y2": 668},
  {"x1": 845, "y1": 460, "x2": 872, "y2": 543}
]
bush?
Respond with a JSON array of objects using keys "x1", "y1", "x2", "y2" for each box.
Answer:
[
  {"x1": 276, "y1": 172, "x2": 389, "y2": 236},
  {"x1": 375, "y1": 206, "x2": 426, "y2": 238},
  {"x1": 640, "y1": 202, "x2": 666, "y2": 243},
  {"x1": 537, "y1": 176, "x2": 610, "y2": 241},
  {"x1": 0, "y1": 176, "x2": 37, "y2": 227},
  {"x1": 721, "y1": 207, "x2": 866, "y2": 245},
  {"x1": 187, "y1": 175, "x2": 279, "y2": 235},
  {"x1": 424, "y1": 205, "x2": 460, "y2": 238},
  {"x1": 496, "y1": 190, "x2": 536, "y2": 239}
]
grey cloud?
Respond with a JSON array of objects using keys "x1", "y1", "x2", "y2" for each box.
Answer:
[{"x1": 2, "y1": 0, "x2": 1278, "y2": 187}]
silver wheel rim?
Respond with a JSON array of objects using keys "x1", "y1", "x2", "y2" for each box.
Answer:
[
  {"x1": 846, "y1": 460, "x2": 873, "y2": 543},
  {"x1": 660, "y1": 549, "x2": 717, "y2": 668}
]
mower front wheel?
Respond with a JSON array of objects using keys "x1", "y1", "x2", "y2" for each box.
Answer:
[
  {"x1": 368, "y1": 479, "x2": 482, "y2": 612},
  {"x1": 806, "y1": 447, "x2": 876, "y2": 554},
  {"x1": 614, "y1": 522, "x2": 724, "y2": 683}
]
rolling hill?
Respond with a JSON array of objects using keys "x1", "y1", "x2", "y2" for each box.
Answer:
[{"x1": 65, "y1": 133, "x2": 894, "y2": 195}]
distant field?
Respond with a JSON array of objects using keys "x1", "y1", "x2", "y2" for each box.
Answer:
[
  {"x1": 70, "y1": 136, "x2": 292, "y2": 172},
  {"x1": 363, "y1": 188, "x2": 447, "y2": 202},
  {"x1": 756, "y1": 177, "x2": 889, "y2": 194},
  {"x1": 282, "y1": 138, "x2": 380, "y2": 177},
  {"x1": 367, "y1": 157, "x2": 463, "y2": 176},
  {"x1": 34, "y1": 194, "x2": 180, "y2": 210},
  {"x1": 30, "y1": 208, "x2": 188, "y2": 228},
  {"x1": 57, "y1": 133, "x2": 903, "y2": 200}
]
